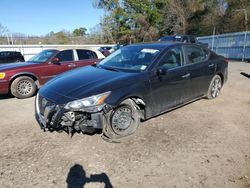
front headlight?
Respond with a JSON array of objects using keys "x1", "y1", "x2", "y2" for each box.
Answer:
[
  {"x1": 64, "y1": 91, "x2": 111, "y2": 112},
  {"x1": 0, "y1": 72, "x2": 6, "y2": 79}
]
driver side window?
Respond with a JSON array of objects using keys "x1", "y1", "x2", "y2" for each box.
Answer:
[
  {"x1": 158, "y1": 47, "x2": 183, "y2": 69},
  {"x1": 55, "y1": 50, "x2": 73, "y2": 62}
]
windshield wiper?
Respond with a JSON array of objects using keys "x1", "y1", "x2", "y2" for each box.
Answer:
[{"x1": 100, "y1": 66, "x2": 120, "y2": 72}]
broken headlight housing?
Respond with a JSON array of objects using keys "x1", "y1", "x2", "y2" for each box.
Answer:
[{"x1": 64, "y1": 91, "x2": 111, "y2": 112}]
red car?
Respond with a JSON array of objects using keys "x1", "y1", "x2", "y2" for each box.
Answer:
[
  {"x1": 0, "y1": 48, "x2": 105, "y2": 98},
  {"x1": 98, "y1": 46, "x2": 112, "y2": 57}
]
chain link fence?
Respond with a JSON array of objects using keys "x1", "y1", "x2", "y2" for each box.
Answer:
[{"x1": 198, "y1": 31, "x2": 250, "y2": 61}]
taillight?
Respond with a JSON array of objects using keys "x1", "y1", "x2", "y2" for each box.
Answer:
[{"x1": 224, "y1": 59, "x2": 229, "y2": 64}]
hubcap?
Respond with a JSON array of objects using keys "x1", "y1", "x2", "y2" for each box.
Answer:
[
  {"x1": 211, "y1": 78, "x2": 221, "y2": 98},
  {"x1": 17, "y1": 80, "x2": 32, "y2": 95},
  {"x1": 112, "y1": 106, "x2": 133, "y2": 133}
]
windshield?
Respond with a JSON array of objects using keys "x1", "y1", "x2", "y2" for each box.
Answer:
[
  {"x1": 98, "y1": 46, "x2": 162, "y2": 72},
  {"x1": 27, "y1": 50, "x2": 57, "y2": 63}
]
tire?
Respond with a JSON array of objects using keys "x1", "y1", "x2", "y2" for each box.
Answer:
[
  {"x1": 206, "y1": 75, "x2": 222, "y2": 99},
  {"x1": 10, "y1": 76, "x2": 37, "y2": 99},
  {"x1": 103, "y1": 99, "x2": 140, "y2": 140}
]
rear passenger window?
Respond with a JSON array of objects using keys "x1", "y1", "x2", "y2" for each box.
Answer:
[
  {"x1": 77, "y1": 50, "x2": 97, "y2": 60},
  {"x1": 184, "y1": 45, "x2": 205, "y2": 64},
  {"x1": 56, "y1": 50, "x2": 73, "y2": 62},
  {"x1": 158, "y1": 47, "x2": 183, "y2": 69}
]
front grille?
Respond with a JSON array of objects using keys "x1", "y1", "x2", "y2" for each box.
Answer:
[{"x1": 38, "y1": 95, "x2": 55, "y2": 116}]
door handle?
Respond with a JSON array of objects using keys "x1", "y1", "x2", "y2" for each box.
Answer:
[
  {"x1": 181, "y1": 73, "x2": 190, "y2": 79},
  {"x1": 68, "y1": 63, "x2": 76, "y2": 68},
  {"x1": 208, "y1": 64, "x2": 215, "y2": 68}
]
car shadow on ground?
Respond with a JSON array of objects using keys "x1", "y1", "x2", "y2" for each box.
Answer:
[
  {"x1": 66, "y1": 164, "x2": 113, "y2": 188},
  {"x1": 0, "y1": 94, "x2": 14, "y2": 100}
]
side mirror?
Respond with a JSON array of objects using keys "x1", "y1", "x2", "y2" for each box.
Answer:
[
  {"x1": 51, "y1": 57, "x2": 60, "y2": 65},
  {"x1": 157, "y1": 67, "x2": 168, "y2": 76}
]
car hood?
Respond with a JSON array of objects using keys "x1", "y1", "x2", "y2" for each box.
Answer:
[
  {"x1": 39, "y1": 66, "x2": 143, "y2": 104},
  {"x1": 0, "y1": 61, "x2": 38, "y2": 71}
]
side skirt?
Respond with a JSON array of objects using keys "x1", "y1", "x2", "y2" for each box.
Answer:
[{"x1": 144, "y1": 95, "x2": 205, "y2": 121}]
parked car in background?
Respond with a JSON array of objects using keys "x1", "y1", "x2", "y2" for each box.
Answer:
[
  {"x1": 98, "y1": 46, "x2": 112, "y2": 57},
  {"x1": 159, "y1": 35, "x2": 198, "y2": 43},
  {"x1": 0, "y1": 48, "x2": 105, "y2": 99},
  {"x1": 159, "y1": 35, "x2": 208, "y2": 47},
  {"x1": 0, "y1": 51, "x2": 25, "y2": 63},
  {"x1": 35, "y1": 42, "x2": 228, "y2": 140},
  {"x1": 99, "y1": 45, "x2": 123, "y2": 56},
  {"x1": 109, "y1": 44, "x2": 122, "y2": 53}
]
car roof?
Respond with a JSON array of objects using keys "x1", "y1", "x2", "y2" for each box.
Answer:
[
  {"x1": 43, "y1": 48, "x2": 105, "y2": 59},
  {"x1": 54, "y1": 47, "x2": 96, "y2": 51},
  {"x1": 126, "y1": 41, "x2": 208, "y2": 52},
  {"x1": 126, "y1": 42, "x2": 182, "y2": 49},
  {"x1": 0, "y1": 51, "x2": 20, "y2": 53}
]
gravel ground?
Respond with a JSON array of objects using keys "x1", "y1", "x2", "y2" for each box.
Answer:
[{"x1": 0, "y1": 62, "x2": 250, "y2": 188}]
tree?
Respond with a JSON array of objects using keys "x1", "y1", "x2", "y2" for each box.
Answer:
[
  {"x1": 93, "y1": 0, "x2": 119, "y2": 11},
  {"x1": 220, "y1": 0, "x2": 250, "y2": 33},
  {"x1": 163, "y1": 0, "x2": 190, "y2": 35},
  {"x1": 95, "y1": 0, "x2": 165, "y2": 43},
  {"x1": 0, "y1": 24, "x2": 8, "y2": 37},
  {"x1": 73, "y1": 27, "x2": 87, "y2": 37},
  {"x1": 88, "y1": 24, "x2": 104, "y2": 44},
  {"x1": 123, "y1": 0, "x2": 164, "y2": 42},
  {"x1": 54, "y1": 31, "x2": 69, "y2": 44},
  {"x1": 100, "y1": 15, "x2": 115, "y2": 43},
  {"x1": 94, "y1": 0, "x2": 250, "y2": 40}
]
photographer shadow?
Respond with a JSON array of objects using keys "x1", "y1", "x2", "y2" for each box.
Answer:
[{"x1": 66, "y1": 164, "x2": 113, "y2": 188}]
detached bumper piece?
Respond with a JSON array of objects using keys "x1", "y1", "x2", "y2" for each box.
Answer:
[{"x1": 35, "y1": 94, "x2": 104, "y2": 135}]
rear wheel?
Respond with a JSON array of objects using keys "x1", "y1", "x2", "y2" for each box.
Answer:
[
  {"x1": 10, "y1": 76, "x2": 37, "y2": 99},
  {"x1": 206, "y1": 75, "x2": 222, "y2": 99},
  {"x1": 103, "y1": 99, "x2": 140, "y2": 139}
]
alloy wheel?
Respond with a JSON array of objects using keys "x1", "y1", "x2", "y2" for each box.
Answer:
[
  {"x1": 211, "y1": 77, "x2": 222, "y2": 98},
  {"x1": 17, "y1": 80, "x2": 33, "y2": 96}
]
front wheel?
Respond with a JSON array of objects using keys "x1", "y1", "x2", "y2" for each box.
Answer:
[
  {"x1": 103, "y1": 99, "x2": 140, "y2": 140},
  {"x1": 10, "y1": 76, "x2": 37, "y2": 99},
  {"x1": 206, "y1": 75, "x2": 222, "y2": 99}
]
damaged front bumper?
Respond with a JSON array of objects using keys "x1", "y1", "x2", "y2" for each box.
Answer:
[{"x1": 35, "y1": 94, "x2": 106, "y2": 134}]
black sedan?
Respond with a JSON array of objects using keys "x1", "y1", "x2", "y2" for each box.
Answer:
[
  {"x1": 35, "y1": 42, "x2": 228, "y2": 140},
  {"x1": 0, "y1": 51, "x2": 25, "y2": 63}
]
